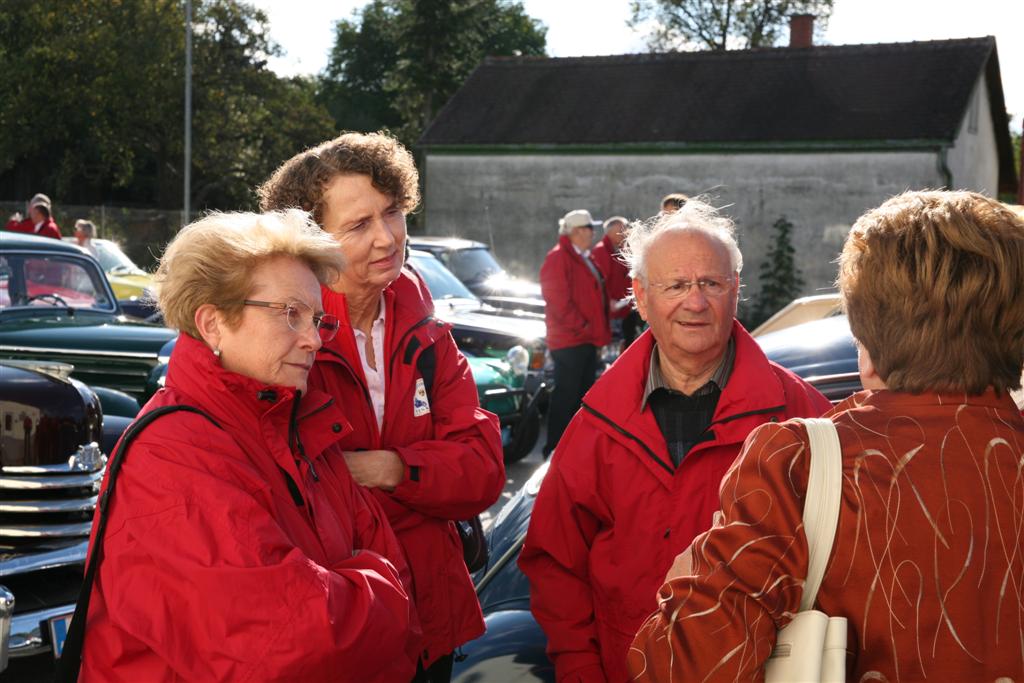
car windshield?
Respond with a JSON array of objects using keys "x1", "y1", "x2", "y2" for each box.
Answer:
[
  {"x1": 94, "y1": 240, "x2": 146, "y2": 275},
  {"x1": 0, "y1": 253, "x2": 115, "y2": 311},
  {"x1": 442, "y1": 247, "x2": 503, "y2": 285},
  {"x1": 409, "y1": 253, "x2": 478, "y2": 300}
]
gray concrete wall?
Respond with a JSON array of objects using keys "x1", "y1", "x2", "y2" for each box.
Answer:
[
  {"x1": 947, "y1": 76, "x2": 1000, "y2": 195},
  {"x1": 423, "y1": 150, "x2": 942, "y2": 300}
]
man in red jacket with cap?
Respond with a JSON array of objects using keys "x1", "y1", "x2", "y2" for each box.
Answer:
[
  {"x1": 520, "y1": 198, "x2": 831, "y2": 683},
  {"x1": 539, "y1": 208, "x2": 610, "y2": 457}
]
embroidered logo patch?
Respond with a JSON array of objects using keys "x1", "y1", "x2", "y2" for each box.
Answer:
[{"x1": 413, "y1": 377, "x2": 431, "y2": 417}]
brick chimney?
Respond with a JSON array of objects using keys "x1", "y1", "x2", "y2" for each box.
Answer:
[{"x1": 789, "y1": 14, "x2": 814, "y2": 48}]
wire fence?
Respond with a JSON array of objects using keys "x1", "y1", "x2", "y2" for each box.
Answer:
[{"x1": 2, "y1": 202, "x2": 193, "y2": 271}]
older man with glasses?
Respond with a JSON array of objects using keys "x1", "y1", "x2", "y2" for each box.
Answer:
[{"x1": 519, "y1": 198, "x2": 830, "y2": 683}]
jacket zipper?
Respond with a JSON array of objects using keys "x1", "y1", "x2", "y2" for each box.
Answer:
[
  {"x1": 582, "y1": 403, "x2": 673, "y2": 475},
  {"x1": 289, "y1": 391, "x2": 319, "y2": 482}
]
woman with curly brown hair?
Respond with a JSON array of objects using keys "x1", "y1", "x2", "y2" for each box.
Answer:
[
  {"x1": 259, "y1": 132, "x2": 504, "y2": 683},
  {"x1": 629, "y1": 190, "x2": 1024, "y2": 682}
]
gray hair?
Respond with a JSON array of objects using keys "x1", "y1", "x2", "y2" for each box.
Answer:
[
  {"x1": 74, "y1": 219, "x2": 96, "y2": 238},
  {"x1": 622, "y1": 197, "x2": 743, "y2": 283}
]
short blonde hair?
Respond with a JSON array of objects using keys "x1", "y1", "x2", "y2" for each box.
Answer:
[
  {"x1": 839, "y1": 190, "x2": 1024, "y2": 394},
  {"x1": 623, "y1": 196, "x2": 742, "y2": 283},
  {"x1": 155, "y1": 210, "x2": 345, "y2": 338}
]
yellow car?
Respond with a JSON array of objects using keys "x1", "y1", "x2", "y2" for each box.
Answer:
[{"x1": 64, "y1": 237, "x2": 154, "y2": 300}]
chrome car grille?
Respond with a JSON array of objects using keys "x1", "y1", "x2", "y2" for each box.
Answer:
[
  {"x1": 0, "y1": 444, "x2": 105, "y2": 555},
  {"x1": 0, "y1": 347, "x2": 157, "y2": 397}
]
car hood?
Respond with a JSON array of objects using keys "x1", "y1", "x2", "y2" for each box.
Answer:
[
  {"x1": 0, "y1": 317, "x2": 177, "y2": 355},
  {"x1": 434, "y1": 299, "x2": 546, "y2": 343},
  {"x1": 475, "y1": 273, "x2": 543, "y2": 300},
  {"x1": 758, "y1": 315, "x2": 858, "y2": 378}
]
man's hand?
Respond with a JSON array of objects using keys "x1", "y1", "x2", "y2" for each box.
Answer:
[
  {"x1": 343, "y1": 450, "x2": 405, "y2": 491},
  {"x1": 8, "y1": 211, "x2": 22, "y2": 222}
]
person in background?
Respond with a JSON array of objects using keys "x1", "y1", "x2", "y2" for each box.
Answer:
[
  {"x1": 6, "y1": 194, "x2": 61, "y2": 239},
  {"x1": 660, "y1": 192, "x2": 689, "y2": 214},
  {"x1": 5, "y1": 192, "x2": 51, "y2": 233},
  {"x1": 258, "y1": 132, "x2": 504, "y2": 683},
  {"x1": 630, "y1": 190, "x2": 1024, "y2": 681},
  {"x1": 539, "y1": 208, "x2": 610, "y2": 458},
  {"x1": 520, "y1": 198, "x2": 829, "y2": 683},
  {"x1": 74, "y1": 219, "x2": 98, "y2": 257},
  {"x1": 78, "y1": 210, "x2": 420, "y2": 682},
  {"x1": 591, "y1": 215, "x2": 641, "y2": 348}
]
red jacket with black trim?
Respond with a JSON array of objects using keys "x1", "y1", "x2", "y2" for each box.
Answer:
[
  {"x1": 307, "y1": 269, "x2": 505, "y2": 666},
  {"x1": 81, "y1": 332, "x2": 420, "y2": 682},
  {"x1": 590, "y1": 235, "x2": 631, "y2": 321},
  {"x1": 518, "y1": 323, "x2": 831, "y2": 683},
  {"x1": 540, "y1": 235, "x2": 611, "y2": 350}
]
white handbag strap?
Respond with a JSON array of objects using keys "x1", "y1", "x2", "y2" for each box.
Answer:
[{"x1": 795, "y1": 417, "x2": 843, "y2": 612}]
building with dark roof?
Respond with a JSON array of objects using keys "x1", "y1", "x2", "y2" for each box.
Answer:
[{"x1": 418, "y1": 35, "x2": 1016, "y2": 297}]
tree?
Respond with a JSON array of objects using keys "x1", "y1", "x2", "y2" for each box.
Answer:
[
  {"x1": 629, "y1": 0, "x2": 834, "y2": 52},
  {"x1": 749, "y1": 216, "x2": 805, "y2": 327},
  {"x1": 0, "y1": 0, "x2": 336, "y2": 210},
  {"x1": 318, "y1": 0, "x2": 547, "y2": 145}
]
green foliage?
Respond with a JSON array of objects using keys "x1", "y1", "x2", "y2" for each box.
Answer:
[
  {"x1": 318, "y1": 0, "x2": 547, "y2": 145},
  {"x1": 749, "y1": 216, "x2": 805, "y2": 328},
  {"x1": 0, "y1": 0, "x2": 336, "y2": 210},
  {"x1": 629, "y1": 0, "x2": 834, "y2": 51}
]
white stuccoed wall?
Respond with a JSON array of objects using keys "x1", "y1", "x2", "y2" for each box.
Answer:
[
  {"x1": 423, "y1": 149, "x2": 949, "y2": 299},
  {"x1": 947, "y1": 78, "x2": 999, "y2": 195}
]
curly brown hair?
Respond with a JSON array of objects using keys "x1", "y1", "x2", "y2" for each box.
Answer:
[
  {"x1": 839, "y1": 190, "x2": 1024, "y2": 394},
  {"x1": 257, "y1": 131, "x2": 420, "y2": 226}
]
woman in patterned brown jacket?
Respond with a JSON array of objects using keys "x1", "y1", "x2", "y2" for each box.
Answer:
[{"x1": 629, "y1": 190, "x2": 1024, "y2": 682}]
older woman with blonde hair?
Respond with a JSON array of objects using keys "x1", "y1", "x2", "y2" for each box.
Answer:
[
  {"x1": 68, "y1": 210, "x2": 420, "y2": 682},
  {"x1": 629, "y1": 190, "x2": 1024, "y2": 681}
]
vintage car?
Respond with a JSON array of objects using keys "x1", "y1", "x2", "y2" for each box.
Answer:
[
  {"x1": 0, "y1": 232, "x2": 177, "y2": 419},
  {"x1": 408, "y1": 236, "x2": 545, "y2": 315},
  {"x1": 407, "y1": 250, "x2": 548, "y2": 463},
  {"x1": 0, "y1": 360, "x2": 111, "y2": 678},
  {"x1": 61, "y1": 237, "x2": 153, "y2": 301},
  {"x1": 451, "y1": 316, "x2": 864, "y2": 682}
]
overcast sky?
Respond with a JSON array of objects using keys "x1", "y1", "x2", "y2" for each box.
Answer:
[{"x1": 251, "y1": 0, "x2": 1023, "y2": 133}]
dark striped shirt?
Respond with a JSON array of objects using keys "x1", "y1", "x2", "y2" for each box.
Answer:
[{"x1": 641, "y1": 338, "x2": 735, "y2": 467}]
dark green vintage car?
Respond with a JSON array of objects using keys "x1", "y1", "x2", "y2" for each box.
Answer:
[{"x1": 0, "y1": 232, "x2": 177, "y2": 417}]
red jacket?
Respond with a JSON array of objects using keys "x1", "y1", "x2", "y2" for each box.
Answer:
[
  {"x1": 518, "y1": 323, "x2": 831, "y2": 683},
  {"x1": 82, "y1": 332, "x2": 420, "y2": 682},
  {"x1": 307, "y1": 270, "x2": 505, "y2": 666},
  {"x1": 590, "y1": 235, "x2": 631, "y2": 320},
  {"x1": 5, "y1": 216, "x2": 61, "y2": 239},
  {"x1": 630, "y1": 389, "x2": 1024, "y2": 681},
  {"x1": 540, "y1": 235, "x2": 611, "y2": 350}
]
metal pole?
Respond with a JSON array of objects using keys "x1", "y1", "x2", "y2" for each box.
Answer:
[{"x1": 183, "y1": 0, "x2": 192, "y2": 226}]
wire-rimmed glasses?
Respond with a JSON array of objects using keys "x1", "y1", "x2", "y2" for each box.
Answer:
[{"x1": 243, "y1": 300, "x2": 340, "y2": 342}]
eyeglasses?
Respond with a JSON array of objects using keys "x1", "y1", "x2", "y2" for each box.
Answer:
[
  {"x1": 646, "y1": 274, "x2": 736, "y2": 300},
  {"x1": 243, "y1": 300, "x2": 340, "y2": 342}
]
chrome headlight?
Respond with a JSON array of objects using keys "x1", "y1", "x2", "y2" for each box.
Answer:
[{"x1": 505, "y1": 345, "x2": 530, "y2": 376}]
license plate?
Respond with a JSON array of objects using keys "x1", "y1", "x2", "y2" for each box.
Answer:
[{"x1": 48, "y1": 614, "x2": 73, "y2": 659}]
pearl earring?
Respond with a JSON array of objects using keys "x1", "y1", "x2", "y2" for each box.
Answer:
[{"x1": 214, "y1": 348, "x2": 222, "y2": 358}]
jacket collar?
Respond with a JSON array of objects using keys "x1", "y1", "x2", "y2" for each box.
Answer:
[
  {"x1": 582, "y1": 321, "x2": 788, "y2": 470},
  {"x1": 316, "y1": 269, "x2": 446, "y2": 381},
  {"x1": 164, "y1": 332, "x2": 340, "y2": 439}
]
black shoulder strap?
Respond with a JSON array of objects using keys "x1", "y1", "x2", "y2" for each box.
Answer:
[
  {"x1": 54, "y1": 405, "x2": 219, "y2": 683},
  {"x1": 415, "y1": 343, "x2": 437, "y2": 402}
]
